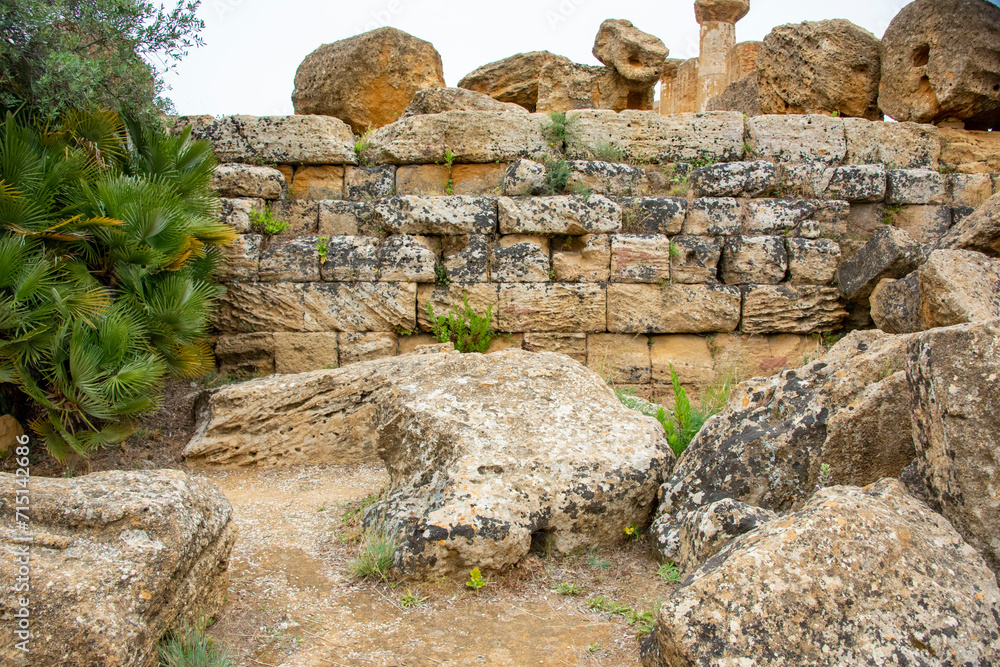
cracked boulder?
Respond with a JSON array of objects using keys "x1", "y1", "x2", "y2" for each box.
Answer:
[
  {"x1": 649, "y1": 329, "x2": 916, "y2": 562},
  {"x1": 0, "y1": 470, "x2": 234, "y2": 667},
  {"x1": 592, "y1": 19, "x2": 669, "y2": 85},
  {"x1": 641, "y1": 479, "x2": 1000, "y2": 666}
]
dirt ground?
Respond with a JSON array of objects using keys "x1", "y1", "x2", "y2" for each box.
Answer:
[{"x1": 13, "y1": 381, "x2": 675, "y2": 666}]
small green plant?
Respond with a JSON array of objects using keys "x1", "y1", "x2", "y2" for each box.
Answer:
[
  {"x1": 812, "y1": 331, "x2": 844, "y2": 350},
  {"x1": 669, "y1": 241, "x2": 681, "y2": 258},
  {"x1": 542, "y1": 156, "x2": 572, "y2": 195},
  {"x1": 442, "y1": 148, "x2": 456, "y2": 194},
  {"x1": 591, "y1": 141, "x2": 624, "y2": 162},
  {"x1": 881, "y1": 204, "x2": 903, "y2": 226},
  {"x1": 622, "y1": 201, "x2": 651, "y2": 233},
  {"x1": 555, "y1": 581, "x2": 583, "y2": 596},
  {"x1": 249, "y1": 208, "x2": 289, "y2": 236},
  {"x1": 427, "y1": 293, "x2": 496, "y2": 354},
  {"x1": 587, "y1": 551, "x2": 612, "y2": 570},
  {"x1": 656, "y1": 561, "x2": 681, "y2": 583},
  {"x1": 652, "y1": 364, "x2": 730, "y2": 458},
  {"x1": 434, "y1": 262, "x2": 451, "y2": 287},
  {"x1": 158, "y1": 624, "x2": 234, "y2": 667},
  {"x1": 316, "y1": 236, "x2": 328, "y2": 264},
  {"x1": 399, "y1": 588, "x2": 429, "y2": 609},
  {"x1": 816, "y1": 462, "x2": 834, "y2": 490},
  {"x1": 354, "y1": 128, "x2": 375, "y2": 167},
  {"x1": 466, "y1": 567, "x2": 488, "y2": 591},
  {"x1": 568, "y1": 182, "x2": 593, "y2": 198},
  {"x1": 545, "y1": 111, "x2": 570, "y2": 147},
  {"x1": 624, "y1": 523, "x2": 642, "y2": 541},
  {"x1": 349, "y1": 527, "x2": 400, "y2": 580},
  {"x1": 743, "y1": 141, "x2": 759, "y2": 158},
  {"x1": 394, "y1": 325, "x2": 414, "y2": 337},
  {"x1": 548, "y1": 265, "x2": 557, "y2": 282},
  {"x1": 587, "y1": 642, "x2": 602, "y2": 654},
  {"x1": 830, "y1": 110, "x2": 840, "y2": 118}
]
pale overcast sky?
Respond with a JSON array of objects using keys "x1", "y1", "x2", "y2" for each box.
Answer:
[{"x1": 165, "y1": 0, "x2": 921, "y2": 117}]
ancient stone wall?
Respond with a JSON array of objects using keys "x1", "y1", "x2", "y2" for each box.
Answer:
[{"x1": 180, "y1": 110, "x2": 1000, "y2": 403}]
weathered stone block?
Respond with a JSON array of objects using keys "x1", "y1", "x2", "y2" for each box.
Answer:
[
  {"x1": 937, "y1": 192, "x2": 1000, "y2": 257},
  {"x1": 709, "y1": 332, "x2": 824, "y2": 380},
  {"x1": 213, "y1": 164, "x2": 285, "y2": 199},
  {"x1": 551, "y1": 234, "x2": 611, "y2": 282},
  {"x1": 379, "y1": 235, "x2": 439, "y2": 282},
  {"x1": 939, "y1": 127, "x2": 1000, "y2": 174},
  {"x1": 319, "y1": 236, "x2": 380, "y2": 282},
  {"x1": 835, "y1": 225, "x2": 925, "y2": 301},
  {"x1": 273, "y1": 332, "x2": 339, "y2": 374},
  {"x1": 498, "y1": 195, "x2": 621, "y2": 235},
  {"x1": 441, "y1": 234, "x2": 490, "y2": 282},
  {"x1": 345, "y1": 165, "x2": 396, "y2": 200},
  {"x1": 777, "y1": 162, "x2": 833, "y2": 198},
  {"x1": 720, "y1": 236, "x2": 788, "y2": 285},
  {"x1": 217, "y1": 234, "x2": 261, "y2": 282},
  {"x1": 214, "y1": 333, "x2": 275, "y2": 376},
  {"x1": 338, "y1": 332, "x2": 398, "y2": 366},
  {"x1": 742, "y1": 285, "x2": 847, "y2": 334},
  {"x1": 491, "y1": 235, "x2": 550, "y2": 282},
  {"x1": 376, "y1": 196, "x2": 497, "y2": 235},
  {"x1": 842, "y1": 117, "x2": 941, "y2": 169},
  {"x1": 502, "y1": 159, "x2": 547, "y2": 196},
  {"x1": 895, "y1": 205, "x2": 952, "y2": 244},
  {"x1": 452, "y1": 163, "x2": 507, "y2": 195},
  {"x1": 395, "y1": 164, "x2": 450, "y2": 195},
  {"x1": 870, "y1": 274, "x2": 922, "y2": 334},
  {"x1": 947, "y1": 173, "x2": 994, "y2": 208},
  {"x1": 190, "y1": 115, "x2": 357, "y2": 164},
  {"x1": 743, "y1": 199, "x2": 816, "y2": 235},
  {"x1": 318, "y1": 200, "x2": 371, "y2": 236},
  {"x1": 786, "y1": 238, "x2": 841, "y2": 285},
  {"x1": 620, "y1": 197, "x2": 686, "y2": 235},
  {"x1": 886, "y1": 169, "x2": 946, "y2": 205},
  {"x1": 564, "y1": 110, "x2": 745, "y2": 163},
  {"x1": 611, "y1": 235, "x2": 672, "y2": 283},
  {"x1": 824, "y1": 164, "x2": 886, "y2": 202},
  {"x1": 690, "y1": 161, "x2": 777, "y2": 197},
  {"x1": 587, "y1": 333, "x2": 652, "y2": 384},
  {"x1": 608, "y1": 284, "x2": 741, "y2": 333},
  {"x1": 683, "y1": 198, "x2": 741, "y2": 236},
  {"x1": 649, "y1": 335, "x2": 715, "y2": 388},
  {"x1": 499, "y1": 283, "x2": 607, "y2": 332},
  {"x1": 362, "y1": 111, "x2": 551, "y2": 164},
  {"x1": 417, "y1": 283, "x2": 500, "y2": 331},
  {"x1": 670, "y1": 235, "x2": 723, "y2": 284},
  {"x1": 269, "y1": 199, "x2": 319, "y2": 235},
  {"x1": 291, "y1": 165, "x2": 344, "y2": 200},
  {"x1": 745, "y1": 115, "x2": 846, "y2": 165},
  {"x1": 567, "y1": 160, "x2": 646, "y2": 196},
  {"x1": 259, "y1": 236, "x2": 320, "y2": 282},
  {"x1": 397, "y1": 333, "x2": 440, "y2": 355},
  {"x1": 522, "y1": 332, "x2": 588, "y2": 363},
  {"x1": 220, "y1": 197, "x2": 265, "y2": 233}
]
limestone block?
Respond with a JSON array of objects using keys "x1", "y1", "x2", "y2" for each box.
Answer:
[
  {"x1": 564, "y1": 110, "x2": 745, "y2": 163},
  {"x1": 895, "y1": 205, "x2": 952, "y2": 244},
  {"x1": 743, "y1": 199, "x2": 816, "y2": 235},
  {"x1": 741, "y1": 285, "x2": 847, "y2": 334},
  {"x1": 670, "y1": 235, "x2": 723, "y2": 284},
  {"x1": 937, "y1": 192, "x2": 1000, "y2": 257},
  {"x1": 400, "y1": 87, "x2": 528, "y2": 117},
  {"x1": 608, "y1": 284, "x2": 741, "y2": 333},
  {"x1": 376, "y1": 196, "x2": 497, "y2": 235},
  {"x1": 522, "y1": 332, "x2": 588, "y2": 364},
  {"x1": 619, "y1": 197, "x2": 687, "y2": 235},
  {"x1": 269, "y1": 199, "x2": 319, "y2": 235},
  {"x1": 452, "y1": 163, "x2": 507, "y2": 195},
  {"x1": 719, "y1": 236, "x2": 788, "y2": 284},
  {"x1": 417, "y1": 283, "x2": 500, "y2": 331},
  {"x1": 775, "y1": 163, "x2": 833, "y2": 198},
  {"x1": 836, "y1": 226, "x2": 925, "y2": 301},
  {"x1": 338, "y1": 332, "x2": 398, "y2": 366},
  {"x1": 214, "y1": 333, "x2": 275, "y2": 376},
  {"x1": 396, "y1": 164, "x2": 450, "y2": 195},
  {"x1": 649, "y1": 335, "x2": 715, "y2": 387},
  {"x1": 551, "y1": 234, "x2": 612, "y2": 282},
  {"x1": 947, "y1": 173, "x2": 994, "y2": 208},
  {"x1": 220, "y1": 197, "x2": 265, "y2": 233},
  {"x1": 397, "y1": 333, "x2": 440, "y2": 355},
  {"x1": 611, "y1": 235, "x2": 673, "y2": 283},
  {"x1": 690, "y1": 161, "x2": 777, "y2": 197},
  {"x1": 745, "y1": 115, "x2": 846, "y2": 165},
  {"x1": 786, "y1": 238, "x2": 841, "y2": 285},
  {"x1": 566, "y1": 161, "x2": 647, "y2": 196},
  {"x1": 842, "y1": 117, "x2": 941, "y2": 169},
  {"x1": 345, "y1": 165, "x2": 396, "y2": 200},
  {"x1": 291, "y1": 166, "x2": 344, "y2": 200},
  {"x1": 259, "y1": 236, "x2": 321, "y2": 282},
  {"x1": 379, "y1": 235, "x2": 439, "y2": 282},
  {"x1": 499, "y1": 283, "x2": 607, "y2": 333},
  {"x1": 319, "y1": 236, "x2": 380, "y2": 282},
  {"x1": 273, "y1": 332, "x2": 339, "y2": 374},
  {"x1": 939, "y1": 127, "x2": 1000, "y2": 174},
  {"x1": 823, "y1": 164, "x2": 886, "y2": 202},
  {"x1": 191, "y1": 115, "x2": 357, "y2": 165},
  {"x1": 217, "y1": 234, "x2": 261, "y2": 282},
  {"x1": 587, "y1": 333, "x2": 652, "y2": 384},
  {"x1": 886, "y1": 169, "x2": 946, "y2": 205},
  {"x1": 683, "y1": 197, "x2": 741, "y2": 236},
  {"x1": 709, "y1": 333, "x2": 824, "y2": 380},
  {"x1": 498, "y1": 195, "x2": 621, "y2": 235},
  {"x1": 503, "y1": 159, "x2": 547, "y2": 196},
  {"x1": 442, "y1": 234, "x2": 490, "y2": 282},
  {"x1": 491, "y1": 235, "x2": 551, "y2": 282},
  {"x1": 213, "y1": 164, "x2": 285, "y2": 199}
]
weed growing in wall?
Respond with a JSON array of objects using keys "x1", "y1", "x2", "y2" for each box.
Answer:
[
  {"x1": 249, "y1": 209, "x2": 289, "y2": 236},
  {"x1": 427, "y1": 293, "x2": 496, "y2": 354}
]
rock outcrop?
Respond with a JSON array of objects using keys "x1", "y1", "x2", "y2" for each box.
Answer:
[
  {"x1": 292, "y1": 27, "x2": 446, "y2": 133},
  {"x1": 649, "y1": 330, "x2": 916, "y2": 562},
  {"x1": 758, "y1": 19, "x2": 882, "y2": 120},
  {"x1": 399, "y1": 87, "x2": 527, "y2": 118},
  {"x1": 592, "y1": 19, "x2": 669, "y2": 85},
  {"x1": 0, "y1": 470, "x2": 234, "y2": 667},
  {"x1": 641, "y1": 479, "x2": 1000, "y2": 666},
  {"x1": 879, "y1": 0, "x2": 1000, "y2": 130}
]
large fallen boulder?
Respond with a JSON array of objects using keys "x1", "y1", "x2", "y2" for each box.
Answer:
[
  {"x1": 879, "y1": 0, "x2": 1000, "y2": 130},
  {"x1": 649, "y1": 330, "x2": 916, "y2": 562},
  {"x1": 592, "y1": 19, "x2": 668, "y2": 85},
  {"x1": 400, "y1": 87, "x2": 527, "y2": 118},
  {"x1": 758, "y1": 19, "x2": 882, "y2": 120},
  {"x1": 536, "y1": 60, "x2": 656, "y2": 113},
  {"x1": 641, "y1": 479, "x2": 1000, "y2": 666},
  {"x1": 835, "y1": 225, "x2": 925, "y2": 302},
  {"x1": 458, "y1": 51, "x2": 570, "y2": 111},
  {"x1": 871, "y1": 249, "x2": 1000, "y2": 332},
  {"x1": 908, "y1": 319, "x2": 1000, "y2": 576},
  {"x1": 0, "y1": 470, "x2": 234, "y2": 667},
  {"x1": 937, "y1": 191, "x2": 1000, "y2": 257},
  {"x1": 292, "y1": 27, "x2": 446, "y2": 133}
]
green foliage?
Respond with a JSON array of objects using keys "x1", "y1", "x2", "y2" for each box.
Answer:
[
  {"x1": 656, "y1": 561, "x2": 681, "y2": 583},
  {"x1": 590, "y1": 142, "x2": 624, "y2": 163},
  {"x1": 0, "y1": 108, "x2": 232, "y2": 460},
  {"x1": 0, "y1": 1, "x2": 205, "y2": 123},
  {"x1": 427, "y1": 293, "x2": 496, "y2": 354},
  {"x1": 621, "y1": 201, "x2": 650, "y2": 233},
  {"x1": 354, "y1": 129, "x2": 374, "y2": 167},
  {"x1": 587, "y1": 551, "x2": 612, "y2": 570},
  {"x1": 399, "y1": 588, "x2": 428, "y2": 609},
  {"x1": 881, "y1": 204, "x2": 902, "y2": 226},
  {"x1": 466, "y1": 567, "x2": 488, "y2": 591},
  {"x1": 812, "y1": 331, "x2": 844, "y2": 350},
  {"x1": 544, "y1": 111, "x2": 569, "y2": 148},
  {"x1": 669, "y1": 241, "x2": 681, "y2": 258},
  {"x1": 316, "y1": 237, "x2": 328, "y2": 264},
  {"x1": 434, "y1": 262, "x2": 451, "y2": 287},
  {"x1": 349, "y1": 528, "x2": 399, "y2": 580},
  {"x1": 587, "y1": 595, "x2": 660, "y2": 637},
  {"x1": 249, "y1": 208, "x2": 288, "y2": 236},
  {"x1": 542, "y1": 157, "x2": 571, "y2": 195},
  {"x1": 816, "y1": 462, "x2": 833, "y2": 490},
  {"x1": 623, "y1": 523, "x2": 642, "y2": 541},
  {"x1": 656, "y1": 365, "x2": 705, "y2": 458},
  {"x1": 555, "y1": 581, "x2": 583, "y2": 596},
  {"x1": 158, "y1": 625, "x2": 233, "y2": 667},
  {"x1": 442, "y1": 148, "x2": 456, "y2": 194}
]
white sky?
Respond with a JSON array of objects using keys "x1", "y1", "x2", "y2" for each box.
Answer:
[{"x1": 165, "y1": 0, "x2": 918, "y2": 117}]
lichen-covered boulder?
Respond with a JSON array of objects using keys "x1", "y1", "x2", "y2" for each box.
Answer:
[
  {"x1": 592, "y1": 19, "x2": 669, "y2": 85},
  {"x1": 399, "y1": 87, "x2": 528, "y2": 118},
  {"x1": 671, "y1": 499, "x2": 777, "y2": 575},
  {"x1": 641, "y1": 479, "x2": 1000, "y2": 666},
  {"x1": 879, "y1": 0, "x2": 1000, "y2": 130},
  {"x1": 0, "y1": 470, "x2": 234, "y2": 667},
  {"x1": 758, "y1": 19, "x2": 882, "y2": 120},
  {"x1": 937, "y1": 191, "x2": 1000, "y2": 257},
  {"x1": 292, "y1": 27, "x2": 446, "y2": 133},
  {"x1": 908, "y1": 319, "x2": 1000, "y2": 576},
  {"x1": 649, "y1": 330, "x2": 916, "y2": 561},
  {"x1": 369, "y1": 350, "x2": 672, "y2": 576}
]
